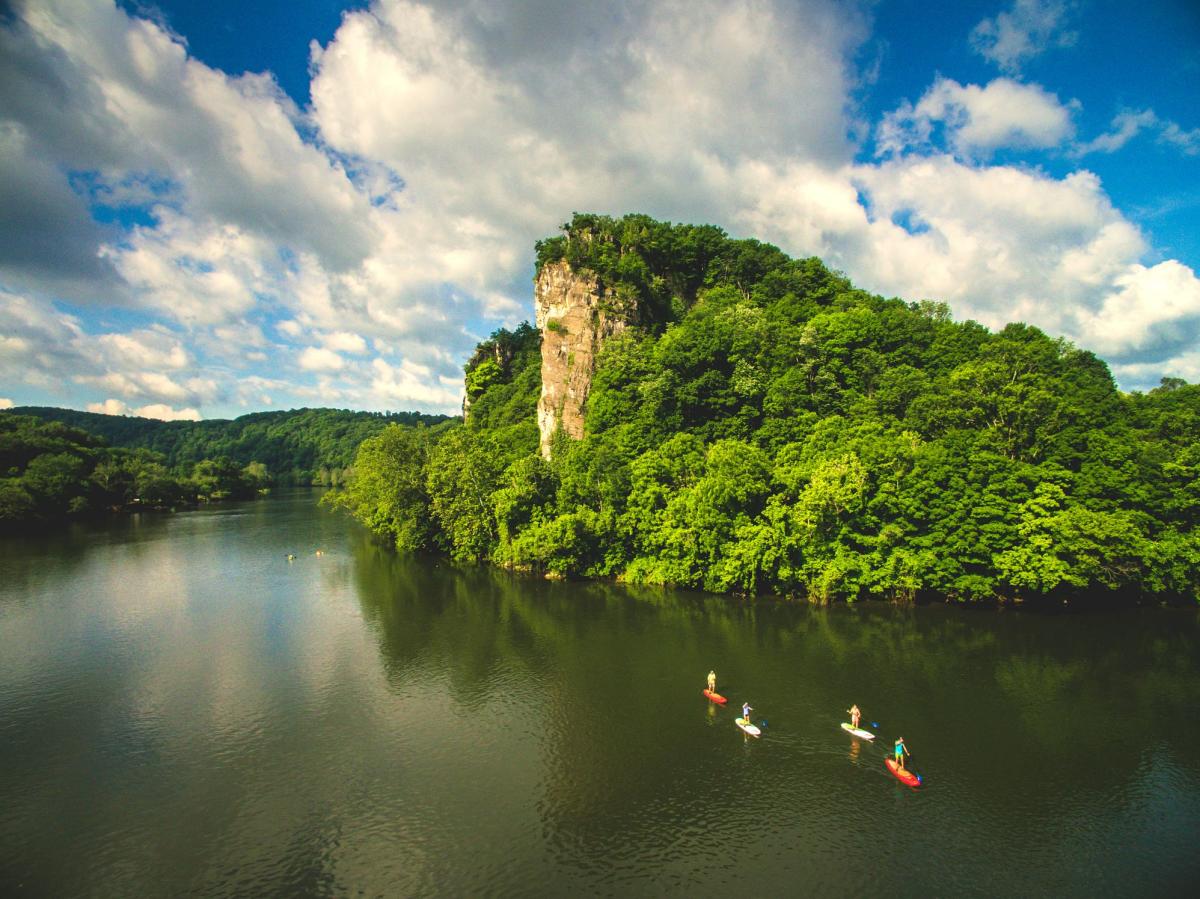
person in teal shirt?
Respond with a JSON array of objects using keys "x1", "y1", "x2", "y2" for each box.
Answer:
[{"x1": 894, "y1": 736, "x2": 909, "y2": 769}]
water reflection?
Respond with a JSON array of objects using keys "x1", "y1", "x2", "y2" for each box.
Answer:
[
  {"x1": 345, "y1": 532, "x2": 1200, "y2": 894},
  {"x1": 1, "y1": 493, "x2": 1198, "y2": 897}
]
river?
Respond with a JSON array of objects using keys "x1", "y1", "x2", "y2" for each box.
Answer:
[{"x1": 1, "y1": 491, "x2": 1197, "y2": 897}]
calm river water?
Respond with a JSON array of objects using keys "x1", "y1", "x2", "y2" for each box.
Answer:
[{"x1": 1, "y1": 491, "x2": 1197, "y2": 897}]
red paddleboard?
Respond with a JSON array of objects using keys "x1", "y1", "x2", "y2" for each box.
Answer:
[
  {"x1": 886, "y1": 758, "x2": 921, "y2": 787},
  {"x1": 702, "y1": 689, "x2": 727, "y2": 704}
]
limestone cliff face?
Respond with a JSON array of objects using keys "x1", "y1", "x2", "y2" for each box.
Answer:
[{"x1": 535, "y1": 260, "x2": 638, "y2": 458}]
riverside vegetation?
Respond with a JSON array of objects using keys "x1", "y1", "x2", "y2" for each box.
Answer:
[
  {"x1": 0, "y1": 407, "x2": 450, "y2": 529},
  {"x1": 329, "y1": 214, "x2": 1200, "y2": 606}
]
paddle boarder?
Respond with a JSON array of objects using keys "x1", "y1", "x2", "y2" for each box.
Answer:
[
  {"x1": 742, "y1": 701, "x2": 753, "y2": 723},
  {"x1": 707, "y1": 670, "x2": 717, "y2": 693},
  {"x1": 894, "y1": 736, "x2": 909, "y2": 770},
  {"x1": 848, "y1": 704, "x2": 861, "y2": 729}
]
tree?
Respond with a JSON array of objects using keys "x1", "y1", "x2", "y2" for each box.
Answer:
[{"x1": 326, "y1": 425, "x2": 435, "y2": 552}]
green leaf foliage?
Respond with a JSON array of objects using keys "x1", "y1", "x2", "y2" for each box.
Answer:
[
  {"x1": 332, "y1": 214, "x2": 1200, "y2": 606},
  {"x1": 322, "y1": 425, "x2": 436, "y2": 552},
  {"x1": 0, "y1": 413, "x2": 276, "y2": 528},
  {"x1": 10, "y1": 405, "x2": 451, "y2": 486}
]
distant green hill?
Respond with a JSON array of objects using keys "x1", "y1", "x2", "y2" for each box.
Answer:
[{"x1": 8, "y1": 406, "x2": 455, "y2": 486}]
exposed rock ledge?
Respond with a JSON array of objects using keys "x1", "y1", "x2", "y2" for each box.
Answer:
[{"x1": 534, "y1": 260, "x2": 638, "y2": 458}]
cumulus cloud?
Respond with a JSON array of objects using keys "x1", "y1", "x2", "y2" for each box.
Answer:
[
  {"x1": 1, "y1": 0, "x2": 376, "y2": 272},
  {"x1": 969, "y1": 0, "x2": 1077, "y2": 74},
  {"x1": 1073, "y1": 260, "x2": 1200, "y2": 360},
  {"x1": 370, "y1": 357, "x2": 464, "y2": 408},
  {"x1": 87, "y1": 398, "x2": 201, "y2": 420},
  {"x1": 298, "y1": 346, "x2": 346, "y2": 372},
  {"x1": 323, "y1": 331, "x2": 369, "y2": 354},
  {"x1": 0, "y1": 291, "x2": 90, "y2": 391},
  {"x1": 0, "y1": 398, "x2": 13, "y2": 409},
  {"x1": 877, "y1": 77, "x2": 1075, "y2": 158},
  {"x1": 308, "y1": 0, "x2": 861, "y2": 281},
  {"x1": 74, "y1": 370, "x2": 216, "y2": 406},
  {"x1": 0, "y1": 123, "x2": 123, "y2": 300},
  {"x1": 95, "y1": 328, "x2": 190, "y2": 370},
  {"x1": 0, "y1": 288, "x2": 220, "y2": 408},
  {"x1": 104, "y1": 210, "x2": 275, "y2": 327},
  {"x1": 1, "y1": 0, "x2": 1197, "y2": 414},
  {"x1": 733, "y1": 152, "x2": 1200, "y2": 384}
]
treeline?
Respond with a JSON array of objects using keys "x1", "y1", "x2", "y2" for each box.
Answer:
[
  {"x1": 11, "y1": 406, "x2": 450, "y2": 486},
  {"x1": 329, "y1": 213, "x2": 1200, "y2": 606},
  {"x1": 0, "y1": 414, "x2": 271, "y2": 529}
]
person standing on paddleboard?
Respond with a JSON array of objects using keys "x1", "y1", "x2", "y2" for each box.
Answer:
[
  {"x1": 707, "y1": 670, "x2": 717, "y2": 693},
  {"x1": 848, "y1": 704, "x2": 861, "y2": 729},
  {"x1": 742, "y1": 701, "x2": 753, "y2": 723},
  {"x1": 894, "y1": 736, "x2": 909, "y2": 770}
]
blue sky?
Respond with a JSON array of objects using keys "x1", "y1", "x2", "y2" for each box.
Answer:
[{"x1": 2, "y1": 0, "x2": 1198, "y2": 419}]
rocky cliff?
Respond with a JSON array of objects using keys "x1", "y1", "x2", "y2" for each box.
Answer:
[{"x1": 534, "y1": 260, "x2": 638, "y2": 458}]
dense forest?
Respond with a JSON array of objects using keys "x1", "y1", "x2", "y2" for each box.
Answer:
[
  {"x1": 0, "y1": 414, "x2": 269, "y2": 528},
  {"x1": 331, "y1": 213, "x2": 1200, "y2": 606},
  {"x1": 11, "y1": 406, "x2": 450, "y2": 486},
  {"x1": 0, "y1": 407, "x2": 453, "y2": 530}
]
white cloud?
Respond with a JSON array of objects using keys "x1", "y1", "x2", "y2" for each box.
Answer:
[
  {"x1": 87, "y1": 398, "x2": 201, "y2": 420},
  {"x1": 878, "y1": 77, "x2": 1074, "y2": 158},
  {"x1": 1074, "y1": 109, "x2": 1157, "y2": 156},
  {"x1": 0, "y1": 0, "x2": 1197, "y2": 413},
  {"x1": 95, "y1": 329, "x2": 189, "y2": 369},
  {"x1": 232, "y1": 375, "x2": 293, "y2": 408},
  {"x1": 103, "y1": 210, "x2": 273, "y2": 327},
  {"x1": 1159, "y1": 121, "x2": 1200, "y2": 155},
  {"x1": 733, "y1": 152, "x2": 1200, "y2": 381},
  {"x1": 298, "y1": 346, "x2": 346, "y2": 371},
  {"x1": 75, "y1": 369, "x2": 207, "y2": 404},
  {"x1": 1110, "y1": 351, "x2": 1200, "y2": 390},
  {"x1": 308, "y1": 0, "x2": 861, "y2": 289},
  {"x1": 322, "y1": 331, "x2": 368, "y2": 354},
  {"x1": 0, "y1": 123, "x2": 123, "y2": 300},
  {"x1": 1076, "y1": 109, "x2": 1200, "y2": 157},
  {"x1": 0, "y1": 398, "x2": 13, "y2": 409},
  {"x1": 135, "y1": 403, "x2": 202, "y2": 421},
  {"x1": 0, "y1": 287, "x2": 222, "y2": 409},
  {"x1": 1074, "y1": 260, "x2": 1200, "y2": 360},
  {"x1": 0, "y1": 290, "x2": 90, "y2": 391},
  {"x1": 370, "y1": 357, "x2": 463, "y2": 408},
  {"x1": 969, "y1": 0, "x2": 1076, "y2": 74},
  {"x1": 87, "y1": 399, "x2": 129, "y2": 415},
  {"x1": 4, "y1": 0, "x2": 376, "y2": 272}
]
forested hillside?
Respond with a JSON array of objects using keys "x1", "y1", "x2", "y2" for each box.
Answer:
[
  {"x1": 12, "y1": 407, "x2": 451, "y2": 486},
  {"x1": 0, "y1": 414, "x2": 271, "y2": 528},
  {"x1": 333, "y1": 213, "x2": 1200, "y2": 604}
]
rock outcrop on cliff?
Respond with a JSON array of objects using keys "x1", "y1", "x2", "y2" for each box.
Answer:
[{"x1": 534, "y1": 260, "x2": 638, "y2": 458}]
